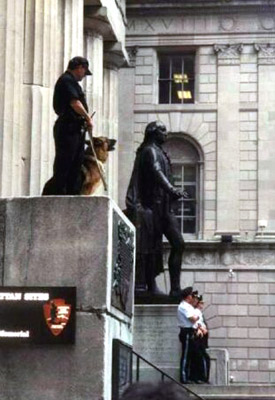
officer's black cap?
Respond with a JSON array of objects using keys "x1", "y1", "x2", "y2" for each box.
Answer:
[
  {"x1": 181, "y1": 286, "x2": 193, "y2": 299},
  {"x1": 192, "y1": 290, "x2": 199, "y2": 298},
  {"x1": 67, "y1": 56, "x2": 92, "y2": 75},
  {"x1": 198, "y1": 295, "x2": 204, "y2": 303}
]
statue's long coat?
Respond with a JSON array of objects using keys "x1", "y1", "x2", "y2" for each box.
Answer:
[{"x1": 126, "y1": 141, "x2": 175, "y2": 280}]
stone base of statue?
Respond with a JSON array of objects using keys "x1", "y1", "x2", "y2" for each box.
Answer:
[{"x1": 0, "y1": 196, "x2": 135, "y2": 400}]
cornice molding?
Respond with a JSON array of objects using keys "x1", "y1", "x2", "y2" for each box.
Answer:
[{"x1": 127, "y1": 1, "x2": 275, "y2": 17}]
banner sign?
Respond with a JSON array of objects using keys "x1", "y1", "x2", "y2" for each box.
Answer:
[{"x1": 0, "y1": 287, "x2": 76, "y2": 344}]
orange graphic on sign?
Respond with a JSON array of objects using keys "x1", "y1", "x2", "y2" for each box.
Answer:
[{"x1": 43, "y1": 299, "x2": 71, "y2": 336}]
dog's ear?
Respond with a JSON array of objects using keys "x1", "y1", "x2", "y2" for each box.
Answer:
[{"x1": 108, "y1": 139, "x2": 117, "y2": 151}]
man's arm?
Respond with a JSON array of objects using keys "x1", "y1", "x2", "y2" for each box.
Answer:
[
  {"x1": 144, "y1": 147, "x2": 183, "y2": 199},
  {"x1": 70, "y1": 99, "x2": 93, "y2": 129}
]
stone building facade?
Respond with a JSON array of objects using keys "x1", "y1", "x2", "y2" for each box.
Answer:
[{"x1": 120, "y1": 0, "x2": 275, "y2": 385}]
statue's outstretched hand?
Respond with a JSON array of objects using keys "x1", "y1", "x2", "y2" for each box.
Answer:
[{"x1": 171, "y1": 189, "x2": 189, "y2": 200}]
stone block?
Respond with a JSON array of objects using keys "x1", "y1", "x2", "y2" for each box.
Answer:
[
  {"x1": 249, "y1": 328, "x2": 269, "y2": 339},
  {"x1": 259, "y1": 295, "x2": 275, "y2": 305},
  {"x1": 249, "y1": 348, "x2": 269, "y2": 359},
  {"x1": 229, "y1": 347, "x2": 248, "y2": 359},
  {"x1": 249, "y1": 371, "x2": 270, "y2": 383},
  {"x1": 195, "y1": 271, "x2": 216, "y2": 282},
  {"x1": 223, "y1": 316, "x2": 237, "y2": 327},
  {"x1": 212, "y1": 294, "x2": 237, "y2": 304},
  {"x1": 218, "y1": 305, "x2": 248, "y2": 316},
  {"x1": 249, "y1": 305, "x2": 269, "y2": 316},
  {"x1": 238, "y1": 294, "x2": 258, "y2": 304},
  {"x1": 232, "y1": 370, "x2": 248, "y2": 383},
  {"x1": 238, "y1": 271, "x2": 258, "y2": 282},
  {"x1": 135, "y1": 85, "x2": 152, "y2": 94},
  {"x1": 260, "y1": 360, "x2": 275, "y2": 371},
  {"x1": 135, "y1": 66, "x2": 152, "y2": 75},
  {"x1": 237, "y1": 316, "x2": 258, "y2": 327},
  {"x1": 228, "y1": 327, "x2": 248, "y2": 338},
  {"x1": 227, "y1": 283, "x2": 248, "y2": 294},
  {"x1": 205, "y1": 282, "x2": 226, "y2": 293},
  {"x1": 249, "y1": 283, "x2": 270, "y2": 293},
  {"x1": 259, "y1": 316, "x2": 275, "y2": 327}
]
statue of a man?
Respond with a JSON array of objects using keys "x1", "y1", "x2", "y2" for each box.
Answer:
[{"x1": 126, "y1": 121, "x2": 187, "y2": 297}]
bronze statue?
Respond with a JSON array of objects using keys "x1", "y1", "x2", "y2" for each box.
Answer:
[{"x1": 126, "y1": 121, "x2": 188, "y2": 297}]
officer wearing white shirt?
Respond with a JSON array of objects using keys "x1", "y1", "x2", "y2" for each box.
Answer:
[{"x1": 177, "y1": 286, "x2": 199, "y2": 384}]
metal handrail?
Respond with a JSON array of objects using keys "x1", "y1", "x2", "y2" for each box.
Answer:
[{"x1": 131, "y1": 348, "x2": 206, "y2": 400}]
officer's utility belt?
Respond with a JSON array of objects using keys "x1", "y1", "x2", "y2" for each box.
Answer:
[
  {"x1": 57, "y1": 114, "x2": 85, "y2": 124},
  {"x1": 180, "y1": 327, "x2": 194, "y2": 333}
]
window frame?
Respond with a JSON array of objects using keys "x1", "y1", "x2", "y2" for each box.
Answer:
[
  {"x1": 158, "y1": 51, "x2": 196, "y2": 105},
  {"x1": 163, "y1": 133, "x2": 204, "y2": 240}
]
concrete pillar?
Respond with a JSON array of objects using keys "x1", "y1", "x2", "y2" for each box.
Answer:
[
  {"x1": 103, "y1": 44, "x2": 126, "y2": 202},
  {"x1": 255, "y1": 44, "x2": 275, "y2": 238},
  {"x1": 214, "y1": 44, "x2": 242, "y2": 237},
  {"x1": 84, "y1": 30, "x2": 104, "y2": 136},
  {"x1": 0, "y1": 0, "x2": 24, "y2": 197}
]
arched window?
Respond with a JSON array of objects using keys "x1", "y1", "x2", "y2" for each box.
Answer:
[{"x1": 163, "y1": 134, "x2": 203, "y2": 238}]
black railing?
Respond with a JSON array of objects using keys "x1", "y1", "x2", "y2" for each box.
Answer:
[{"x1": 112, "y1": 339, "x2": 206, "y2": 400}]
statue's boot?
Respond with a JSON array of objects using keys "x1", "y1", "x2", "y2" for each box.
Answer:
[
  {"x1": 169, "y1": 269, "x2": 181, "y2": 298},
  {"x1": 147, "y1": 278, "x2": 165, "y2": 295}
]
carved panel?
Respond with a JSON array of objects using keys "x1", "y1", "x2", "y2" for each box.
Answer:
[
  {"x1": 254, "y1": 43, "x2": 275, "y2": 65},
  {"x1": 112, "y1": 210, "x2": 135, "y2": 316},
  {"x1": 214, "y1": 44, "x2": 243, "y2": 66}
]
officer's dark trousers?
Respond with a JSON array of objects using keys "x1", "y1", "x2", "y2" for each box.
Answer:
[
  {"x1": 52, "y1": 120, "x2": 85, "y2": 195},
  {"x1": 163, "y1": 213, "x2": 184, "y2": 292},
  {"x1": 179, "y1": 328, "x2": 195, "y2": 384},
  {"x1": 190, "y1": 335, "x2": 210, "y2": 382}
]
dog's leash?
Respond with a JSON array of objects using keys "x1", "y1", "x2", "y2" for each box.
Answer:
[{"x1": 86, "y1": 114, "x2": 108, "y2": 192}]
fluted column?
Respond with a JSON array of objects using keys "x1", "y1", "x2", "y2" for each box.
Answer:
[
  {"x1": 0, "y1": 0, "x2": 24, "y2": 197},
  {"x1": 214, "y1": 44, "x2": 242, "y2": 237},
  {"x1": 103, "y1": 44, "x2": 126, "y2": 201},
  {"x1": 84, "y1": 30, "x2": 104, "y2": 136},
  {"x1": 20, "y1": 0, "x2": 84, "y2": 196},
  {"x1": 255, "y1": 44, "x2": 275, "y2": 238}
]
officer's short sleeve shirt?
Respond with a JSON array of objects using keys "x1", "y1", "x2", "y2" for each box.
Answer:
[
  {"x1": 53, "y1": 71, "x2": 88, "y2": 118},
  {"x1": 177, "y1": 301, "x2": 195, "y2": 328}
]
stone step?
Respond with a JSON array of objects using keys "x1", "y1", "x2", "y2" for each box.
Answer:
[{"x1": 190, "y1": 384, "x2": 275, "y2": 400}]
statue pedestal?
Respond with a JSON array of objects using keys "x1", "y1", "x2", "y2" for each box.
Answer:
[{"x1": 0, "y1": 196, "x2": 135, "y2": 400}]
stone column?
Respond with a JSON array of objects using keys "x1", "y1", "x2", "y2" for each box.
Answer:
[
  {"x1": 0, "y1": 0, "x2": 24, "y2": 197},
  {"x1": 117, "y1": 47, "x2": 137, "y2": 209},
  {"x1": 214, "y1": 44, "x2": 243, "y2": 237},
  {"x1": 84, "y1": 30, "x2": 104, "y2": 136},
  {"x1": 103, "y1": 44, "x2": 126, "y2": 202},
  {"x1": 255, "y1": 44, "x2": 275, "y2": 238}
]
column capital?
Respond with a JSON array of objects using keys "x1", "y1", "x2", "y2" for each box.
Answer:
[
  {"x1": 84, "y1": 6, "x2": 114, "y2": 39},
  {"x1": 214, "y1": 44, "x2": 243, "y2": 65},
  {"x1": 104, "y1": 42, "x2": 129, "y2": 69},
  {"x1": 126, "y1": 46, "x2": 139, "y2": 67},
  {"x1": 254, "y1": 43, "x2": 275, "y2": 65}
]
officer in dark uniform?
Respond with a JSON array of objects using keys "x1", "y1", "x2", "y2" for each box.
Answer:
[{"x1": 42, "y1": 56, "x2": 93, "y2": 195}]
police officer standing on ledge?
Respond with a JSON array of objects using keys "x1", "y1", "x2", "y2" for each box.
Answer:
[
  {"x1": 42, "y1": 56, "x2": 93, "y2": 195},
  {"x1": 177, "y1": 287, "x2": 199, "y2": 384}
]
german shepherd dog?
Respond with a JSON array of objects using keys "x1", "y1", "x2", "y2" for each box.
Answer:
[
  {"x1": 42, "y1": 136, "x2": 116, "y2": 195},
  {"x1": 80, "y1": 137, "x2": 116, "y2": 195}
]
